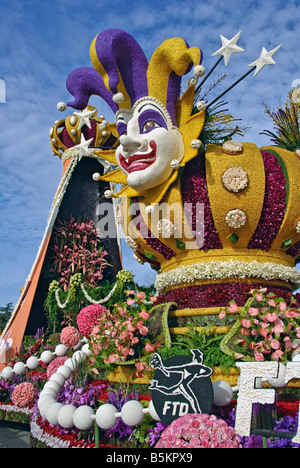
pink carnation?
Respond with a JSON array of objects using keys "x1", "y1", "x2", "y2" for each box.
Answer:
[
  {"x1": 155, "y1": 414, "x2": 241, "y2": 448},
  {"x1": 77, "y1": 304, "x2": 108, "y2": 338},
  {"x1": 60, "y1": 326, "x2": 81, "y2": 348},
  {"x1": 46, "y1": 356, "x2": 68, "y2": 379},
  {"x1": 11, "y1": 382, "x2": 38, "y2": 408}
]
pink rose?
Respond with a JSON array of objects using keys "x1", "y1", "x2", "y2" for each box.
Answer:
[
  {"x1": 219, "y1": 310, "x2": 226, "y2": 319},
  {"x1": 145, "y1": 342, "x2": 155, "y2": 353},
  {"x1": 140, "y1": 326, "x2": 148, "y2": 336},
  {"x1": 270, "y1": 339, "x2": 281, "y2": 350},
  {"x1": 248, "y1": 307, "x2": 259, "y2": 316},
  {"x1": 241, "y1": 318, "x2": 252, "y2": 328},
  {"x1": 228, "y1": 302, "x2": 238, "y2": 313},
  {"x1": 254, "y1": 351, "x2": 265, "y2": 361},
  {"x1": 136, "y1": 292, "x2": 146, "y2": 300},
  {"x1": 139, "y1": 309, "x2": 150, "y2": 320}
]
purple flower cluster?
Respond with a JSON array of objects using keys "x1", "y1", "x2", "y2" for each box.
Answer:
[
  {"x1": 182, "y1": 154, "x2": 222, "y2": 250},
  {"x1": 57, "y1": 379, "x2": 107, "y2": 408},
  {"x1": 104, "y1": 388, "x2": 140, "y2": 440},
  {"x1": 248, "y1": 151, "x2": 286, "y2": 251}
]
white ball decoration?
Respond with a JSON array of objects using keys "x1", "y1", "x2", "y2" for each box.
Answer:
[
  {"x1": 57, "y1": 404, "x2": 76, "y2": 429},
  {"x1": 292, "y1": 354, "x2": 300, "y2": 362},
  {"x1": 120, "y1": 400, "x2": 145, "y2": 426},
  {"x1": 56, "y1": 365, "x2": 72, "y2": 380},
  {"x1": 44, "y1": 380, "x2": 61, "y2": 393},
  {"x1": 57, "y1": 101, "x2": 67, "y2": 112},
  {"x1": 212, "y1": 380, "x2": 233, "y2": 407},
  {"x1": 196, "y1": 100, "x2": 206, "y2": 112},
  {"x1": 26, "y1": 356, "x2": 39, "y2": 370},
  {"x1": 113, "y1": 92, "x2": 124, "y2": 103},
  {"x1": 46, "y1": 403, "x2": 64, "y2": 426},
  {"x1": 13, "y1": 362, "x2": 26, "y2": 375},
  {"x1": 191, "y1": 139, "x2": 202, "y2": 149},
  {"x1": 73, "y1": 405, "x2": 95, "y2": 431},
  {"x1": 64, "y1": 357, "x2": 78, "y2": 372},
  {"x1": 92, "y1": 172, "x2": 101, "y2": 181},
  {"x1": 170, "y1": 159, "x2": 181, "y2": 169},
  {"x1": 72, "y1": 350, "x2": 87, "y2": 365},
  {"x1": 148, "y1": 400, "x2": 161, "y2": 421},
  {"x1": 193, "y1": 64, "x2": 206, "y2": 77},
  {"x1": 40, "y1": 350, "x2": 54, "y2": 364},
  {"x1": 82, "y1": 343, "x2": 92, "y2": 357},
  {"x1": 69, "y1": 115, "x2": 77, "y2": 126},
  {"x1": 2, "y1": 366, "x2": 14, "y2": 380},
  {"x1": 40, "y1": 398, "x2": 57, "y2": 419},
  {"x1": 96, "y1": 404, "x2": 118, "y2": 430},
  {"x1": 55, "y1": 344, "x2": 68, "y2": 357}
]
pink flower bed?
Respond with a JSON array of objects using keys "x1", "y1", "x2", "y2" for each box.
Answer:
[{"x1": 155, "y1": 413, "x2": 241, "y2": 448}]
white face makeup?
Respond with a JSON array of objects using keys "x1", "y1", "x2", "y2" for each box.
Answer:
[{"x1": 115, "y1": 98, "x2": 184, "y2": 191}]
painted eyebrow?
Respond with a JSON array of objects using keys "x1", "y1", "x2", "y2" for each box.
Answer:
[{"x1": 137, "y1": 103, "x2": 167, "y2": 122}]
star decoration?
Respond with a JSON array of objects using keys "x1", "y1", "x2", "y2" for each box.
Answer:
[
  {"x1": 74, "y1": 107, "x2": 96, "y2": 129},
  {"x1": 212, "y1": 31, "x2": 244, "y2": 66},
  {"x1": 248, "y1": 45, "x2": 282, "y2": 76},
  {"x1": 74, "y1": 134, "x2": 93, "y2": 160}
]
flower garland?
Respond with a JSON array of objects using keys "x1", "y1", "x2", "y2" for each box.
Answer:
[{"x1": 154, "y1": 259, "x2": 300, "y2": 294}]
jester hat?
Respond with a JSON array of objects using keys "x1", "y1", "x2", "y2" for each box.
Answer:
[{"x1": 66, "y1": 28, "x2": 206, "y2": 202}]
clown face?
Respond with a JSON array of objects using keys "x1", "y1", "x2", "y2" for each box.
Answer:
[{"x1": 115, "y1": 97, "x2": 184, "y2": 191}]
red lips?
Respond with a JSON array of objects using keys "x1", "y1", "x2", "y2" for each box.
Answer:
[{"x1": 119, "y1": 141, "x2": 157, "y2": 174}]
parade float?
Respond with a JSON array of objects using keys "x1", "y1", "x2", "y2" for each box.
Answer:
[{"x1": 0, "y1": 28, "x2": 300, "y2": 449}]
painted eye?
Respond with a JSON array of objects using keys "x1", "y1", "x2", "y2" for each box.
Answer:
[{"x1": 142, "y1": 120, "x2": 159, "y2": 133}]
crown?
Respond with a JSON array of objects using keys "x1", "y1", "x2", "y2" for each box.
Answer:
[{"x1": 50, "y1": 105, "x2": 119, "y2": 161}]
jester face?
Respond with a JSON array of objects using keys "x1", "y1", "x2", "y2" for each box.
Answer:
[{"x1": 115, "y1": 98, "x2": 184, "y2": 191}]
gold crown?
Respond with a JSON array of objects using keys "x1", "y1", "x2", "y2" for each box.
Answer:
[
  {"x1": 117, "y1": 142, "x2": 300, "y2": 301},
  {"x1": 50, "y1": 105, "x2": 119, "y2": 158}
]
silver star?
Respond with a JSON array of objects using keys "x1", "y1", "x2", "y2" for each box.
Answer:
[
  {"x1": 74, "y1": 134, "x2": 93, "y2": 160},
  {"x1": 212, "y1": 31, "x2": 244, "y2": 66},
  {"x1": 74, "y1": 107, "x2": 96, "y2": 129},
  {"x1": 248, "y1": 45, "x2": 282, "y2": 76}
]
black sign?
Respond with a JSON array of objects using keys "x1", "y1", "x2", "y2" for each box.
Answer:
[{"x1": 149, "y1": 350, "x2": 213, "y2": 425}]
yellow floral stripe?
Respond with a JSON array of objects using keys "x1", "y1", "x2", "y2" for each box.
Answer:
[
  {"x1": 168, "y1": 307, "x2": 242, "y2": 317},
  {"x1": 170, "y1": 326, "x2": 231, "y2": 335}
]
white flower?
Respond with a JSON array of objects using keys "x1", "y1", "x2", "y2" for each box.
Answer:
[
  {"x1": 157, "y1": 219, "x2": 175, "y2": 238},
  {"x1": 222, "y1": 140, "x2": 243, "y2": 154},
  {"x1": 125, "y1": 235, "x2": 138, "y2": 250},
  {"x1": 225, "y1": 209, "x2": 247, "y2": 228}
]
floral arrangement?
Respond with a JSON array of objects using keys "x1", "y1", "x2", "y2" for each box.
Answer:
[
  {"x1": 51, "y1": 217, "x2": 108, "y2": 291},
  {"x1": 11, "y1": 382, "x2": 38, "y2": 408},
  {"x1": 89, "y1": 290, "x2": 159, "y2": 377},
  {"x1": 155, "y1": 413, "x2": 241, "y2": 448},
  {"x1": 220, "y1": 288, "x2": 300, "y2": 362},
  {"x1": 60, "y1": 326, "x2": 81, "y2": 349}
]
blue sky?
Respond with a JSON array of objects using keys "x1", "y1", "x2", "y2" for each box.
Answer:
[{"x1": 0, "y1": 0, "x2": 299, "y2": 306}]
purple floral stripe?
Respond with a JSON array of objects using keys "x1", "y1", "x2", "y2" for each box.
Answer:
[
  {"x1": 182, "y1": 154, "x2": 222, "y2": 250},
  {"x1": 132, "y1": 199, "x2": 175, "y2": 260},
  {"x1": 248, "y1": 150, "x2": 286, "y2": 251},
  {"x1": 156, "y1": 282, "x2": 298, "y2": 309}
]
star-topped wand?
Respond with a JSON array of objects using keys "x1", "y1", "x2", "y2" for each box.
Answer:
[
  {"x1": 195, "y1": 31, "x2": 245, "y2": 94},
  {"x1": 206, "y1": 44, "x2": 282, "y2": 109}
]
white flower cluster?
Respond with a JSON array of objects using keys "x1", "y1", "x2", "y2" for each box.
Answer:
[
  {"x1": 222, "y1": 166, "x2": 248, "y2": 193},
  {"x1": 157, "y1": 218, "x2": 175, "y2": 238},
  {"x1": 225, "y1": 209, "x2": 247, "y2": 228},
  {"x1": 155, "y1": 259, "x2": 300, "y2": 293},
  {"x1": 125, "y1": 235, "x2": 139, "y2": 250}
]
